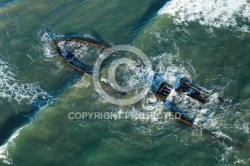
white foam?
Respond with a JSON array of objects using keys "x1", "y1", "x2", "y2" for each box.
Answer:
[
  {"x1": 141, "y1": 97, "x2": 161, "y2": 110},
  {"x1": 234, "y1": 158, "x2": 250, "y2": 165},
  {"x1": 0, "y1": 144, "x2": 9, "y2": 164},
  {"x1": 0, "y1": 125, "x2": 26, "y2": 165},
  {"x1": 0, "y1": 60, "x2": 48, "y2": 103},
  {"x1": 40, "y1": 32, "x2": 57, "y2": 58},
  {"x1": 211, "y1": 131, "x2": 233, "y2": 141},
  {"x1": 158, "y1": 0, "x2": 250, "y2": 31}
]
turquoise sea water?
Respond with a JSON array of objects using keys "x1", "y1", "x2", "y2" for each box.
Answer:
[{"x1": 0, "y1": 0, "x2": 250, "y2": 165}]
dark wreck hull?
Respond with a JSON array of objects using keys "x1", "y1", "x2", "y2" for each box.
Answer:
[{"x1": 53, "y1": 38, "x2": 210, "y2": 125}]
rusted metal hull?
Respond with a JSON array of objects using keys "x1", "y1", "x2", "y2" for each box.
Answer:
[{"x1": 54, "y1": 38, "x2": 210, "y2": 125}]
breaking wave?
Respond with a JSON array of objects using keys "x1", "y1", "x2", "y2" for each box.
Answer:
[
  {"x1": 0, "y1": 125, "x2": 26, "y2": 165},
  {"x1": 0, "y1": 60, "x2": 48, "y2": 103},
  {"x1": 158, "y1": 0, "x2": 250, "y2": 32},
  {"x1": 40, "y1": 32, "x2": 58, "y2": 58}
]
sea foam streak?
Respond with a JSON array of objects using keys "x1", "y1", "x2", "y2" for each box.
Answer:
[
  {"x1": 0, "y1": 125, "x2": 26, "y2": 165},
  {"x1": 0, "y1": 59, "x2": 50, "y2": 163},
  {"x1": 0, "y1": 61, "x2": 49, "y2": 163},
  {"x1": 158, "y1": 0, "x2": 250, "y2": 31},
  {"x1": 0, "y1": 60, "x2": 48, "y2": 102}
]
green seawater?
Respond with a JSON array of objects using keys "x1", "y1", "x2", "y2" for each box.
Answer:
[{"x1": 0, "y1": 0, "x2": 250, "y2": 165}]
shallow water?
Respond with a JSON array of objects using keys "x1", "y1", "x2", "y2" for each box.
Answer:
[{"x1": 0, "y1": 0, "x2": 250, "y2": 165}]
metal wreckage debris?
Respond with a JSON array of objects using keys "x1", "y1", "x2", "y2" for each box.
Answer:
[{"x1": 53, "y1": 37, "x2": 211, "y2": 125}]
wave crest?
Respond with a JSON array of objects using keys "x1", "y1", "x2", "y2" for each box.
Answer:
[{"x1": 158, "y1": 0, "x2": 250, "y2": 31}]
